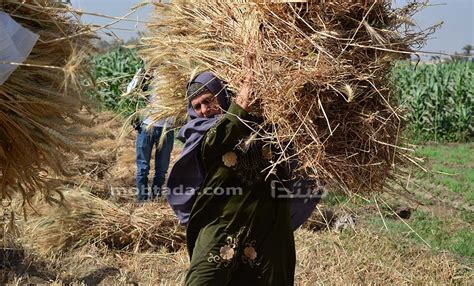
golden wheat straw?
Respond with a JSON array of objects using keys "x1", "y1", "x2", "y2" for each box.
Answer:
[
  {"x1": 140, "y1": 0, "x2": 435, "y2": 194},
  {"x1": 0, "y1": 0, "x2": 94, "y2": 207}
]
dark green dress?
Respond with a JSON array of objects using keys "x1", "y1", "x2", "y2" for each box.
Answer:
[{"x1": 185, "y1": 102, "x2": 295, "y2": 286}]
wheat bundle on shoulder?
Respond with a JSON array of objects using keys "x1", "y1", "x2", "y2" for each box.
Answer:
[{"x1": 140, "y1": 0, "x2": 434, "y2": 193}]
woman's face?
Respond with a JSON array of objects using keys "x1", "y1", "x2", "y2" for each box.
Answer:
[{"x1": 191, "y1": 92, "x2": 223, "y2": 118}]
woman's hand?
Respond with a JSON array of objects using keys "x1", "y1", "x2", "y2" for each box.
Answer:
[
  {"x1": 236, "y1": 73, "x2": 252, "y2": 111},
  {"x1": 235, "y1": 43, "x2": 255, "y2": 112}
]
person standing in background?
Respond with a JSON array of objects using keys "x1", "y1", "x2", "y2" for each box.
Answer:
[{"x1": 127, "y1": 69, "x2": 174, "y2": 201}]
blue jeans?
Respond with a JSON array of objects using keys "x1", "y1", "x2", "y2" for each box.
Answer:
[{"x1": 136, "y1": 125, "x2": 174, "y2": 201}]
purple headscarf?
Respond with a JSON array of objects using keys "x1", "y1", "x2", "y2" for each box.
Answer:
[{"x1": 166, "y1": 72, "x2": 319, "y2": 229}]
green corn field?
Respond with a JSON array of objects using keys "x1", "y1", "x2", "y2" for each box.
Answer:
[
  {"x1": 88, "y1": 47, "x2": 145, "y2": 117},
  {"x1": 391, "y1": 61, "x2": 474, "y2": 142}
]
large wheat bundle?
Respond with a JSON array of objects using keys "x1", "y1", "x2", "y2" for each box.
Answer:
[
  {"x1": 140, "y1": 0, "x2": 433, "y2": 192},
  {"x1": 0, "y1": 1, "x2": 94, "y2": 204}
]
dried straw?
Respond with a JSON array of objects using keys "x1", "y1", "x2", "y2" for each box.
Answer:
[
  {"x1": 62, "y1": 111, "x2": 131, "y2": 197},
  {"x1": 140, "y1": 0, "x2": 436, "y2": 192},
  {"x1": 0, "y1": 0, "x2": 95, "y2": 205},
  {"x1": 20, "y1": 191, "x2": 185, "y2": 256}
]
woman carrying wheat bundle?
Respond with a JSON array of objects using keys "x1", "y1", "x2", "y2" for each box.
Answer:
[{"x1": 166, "y1": 51, "x2": 319, "y2": 285}]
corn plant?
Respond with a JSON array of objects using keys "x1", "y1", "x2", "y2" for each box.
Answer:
[
  {"x1": 391, "y1": 61, "x2": 473, "y2": 142},
  {"x1": 88, "y1": 47, "x2": 145, "y2": 117}
]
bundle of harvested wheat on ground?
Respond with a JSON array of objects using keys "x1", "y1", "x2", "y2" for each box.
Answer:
[
  {"x1": 20, "y1": 190, "x2": 185, "y2": 256},
  {"x1": 140, "y1": 0, "x2": 434, "y2": 193},
  {"x1": 0, "y1": 0, "x2": 94, "y2": 205}
]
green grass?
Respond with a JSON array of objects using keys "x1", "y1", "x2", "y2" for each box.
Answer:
[
  {"x1": 322, "y1": 190, "x2": 371, "y2": 208},
  {"x1": 370, "y1": 211, "x2": 474, "y2": 261},
  {"x1": 414, "y1": 142, "x2": 474, "y2": 204},
  {"x1": 321, "y1": 142, "x2": 474, "y2": 262},
  {"x1": 366, "y1": 142, "x2": 474, "y2": 261},
  {"x1": 416, "y1": 143, "x2": 473, "y2": 165}
]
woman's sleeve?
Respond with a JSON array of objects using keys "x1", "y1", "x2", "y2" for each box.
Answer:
[{"x1": 201, "y1": 102, "x2": 252, "y2": 164}]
